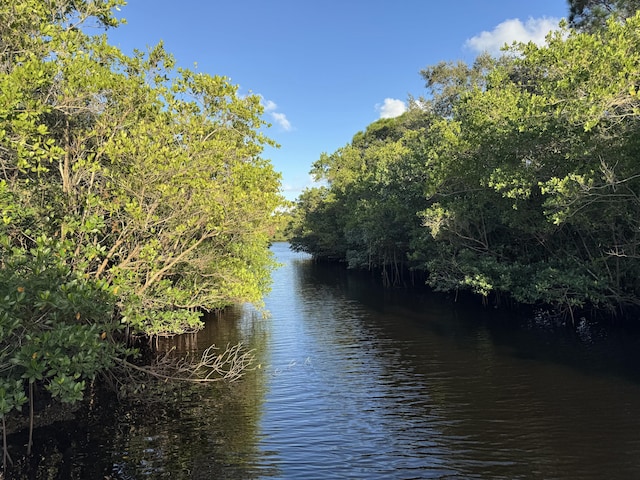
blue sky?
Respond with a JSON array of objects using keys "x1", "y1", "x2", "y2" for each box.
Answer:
[{"x1": 108, "y1": 1, "x2": 568, "y2": 201}]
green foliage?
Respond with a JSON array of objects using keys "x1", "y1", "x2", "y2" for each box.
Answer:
[
  {"x1": 0, "y1": 381, "x2": 27, "y2": 418},
  {"x1": 0, "y1": 0, "x2": 283, "y2": 461},
  {"x1": 290, "y1": 110, "x2": 433, "y2": 285},
  {"x1": 568, "y1": 0, "x2": 640, "y2": 32},
  {"x1": 0, "y1": 0, "x2": 283, "y2": 338},
  {"x1": 0, "y1": 236, "x2": 120, "y2": 414},
  {"x1": 294, "y1": 14, "x2": 640, "y2": 316},
  {"x1": 289, "y1": 187, "x2": 349, "y2": 261}
]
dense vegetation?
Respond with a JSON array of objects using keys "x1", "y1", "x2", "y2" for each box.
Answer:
[
  {"x1": 0, "y1": 0, "x2": 282, "y2": 463},
  {"x1": 290, "y1": 7, "x2": 640, "y2": 321}
]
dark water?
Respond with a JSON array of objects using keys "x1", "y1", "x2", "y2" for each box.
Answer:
[{"x1": 11, "y1": 242, "x2": 640, "y2": 479}]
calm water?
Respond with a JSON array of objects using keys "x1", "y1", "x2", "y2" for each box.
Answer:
[{"x1": 13, "y1": 243, "x2": 640, "y2": 479}]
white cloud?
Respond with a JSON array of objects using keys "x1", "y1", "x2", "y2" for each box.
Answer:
[
  {"x1": 376, "y1": 98, "x2": 407, "y2": 119},
  {"x1": 263, "y1": 99, "x2": 277, "y2": 112},
  {"x1": 260, "y1": 97, "x2": 292, "y2": 131},
  {"x1": 308, "y1": 173, "x2": 327, "y2": 187},
  {"x1": 279, "y1": 175, "x2": 327, "y2": 201},
  {"x1": 281, "y1": 183, "x2": 298, "y2": 195},
  {"x1": 465, "y1": 17, "x2": 561, "y2": 55},
  {"x1": 271, "y1": 111, "x2": 292, "y2": 131}
]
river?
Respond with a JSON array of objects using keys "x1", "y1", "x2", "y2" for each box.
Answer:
[{"x1": 12, "y1": 242, "x2": 640, "y2": 479}]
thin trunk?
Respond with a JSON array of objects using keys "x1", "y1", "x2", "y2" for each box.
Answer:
[
  {"x1": 27, "y1": 381, "x2": 34, "y2": 455},
  {"x1": 61, "y1": 117, "x2": 71, "y2": 195},
  {"x1": 59, "y1": 117, "x2": 72, "y2": 239},
  {"x1": 94, "y1": 236, "x2": 126, "y2": 278},
  {"x1": 2, "y1": 416, "x2": 11, "y2": 471}
]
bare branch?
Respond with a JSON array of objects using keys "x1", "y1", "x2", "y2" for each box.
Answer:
[{"x1": 113, "y1": 342, "x2": 256, "y2": 384}]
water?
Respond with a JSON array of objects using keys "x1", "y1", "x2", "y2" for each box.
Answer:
[{"x1": 10, "y1": 243, "x2": 640, "y2": 478}]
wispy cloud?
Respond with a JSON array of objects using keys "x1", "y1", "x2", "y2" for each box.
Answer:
[
  {"x1": 271, "y1": 112, "x2": 291, "y2": 131},
  {"x1": 376, "y1": 98, "x2": 406, "y2": 119},
  {"x1": 280, "y1": 175, "x2": 327, "y2": 201},
  {"x1": 261, "y1": 97, "x2": 292, "y2": 131},
  {"x1": 263, "y1": 99, "x2": 278, "y2": 112},
  {"x1": 465, "y1": 17, "x2": 561, "y2": 55}
]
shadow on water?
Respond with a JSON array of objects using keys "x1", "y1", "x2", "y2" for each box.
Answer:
[
  {"x1": 6, "y1": 306, "x2": 279, "y2": 480},
  {"x1": 284, "y1": 249, "x2": 640, "y2": 479},
  {"x1": 295, "y1": 256, "x2": 640, "y2": 386}
]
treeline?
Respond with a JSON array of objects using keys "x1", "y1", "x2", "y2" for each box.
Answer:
[
  {"x1": 289, "y1": 10, "x2": 640, "y2": 320},
  {"x1": 0, "y1": 0, "x2": 282, "y2": 452}
]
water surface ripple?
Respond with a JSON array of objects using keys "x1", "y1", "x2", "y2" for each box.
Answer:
[
  {"x1": 24, "y1": 243, "x2": 640, "y2": 479},
  {"x1": 237, "y1": 243, "x2": 640, "y2": 479}
]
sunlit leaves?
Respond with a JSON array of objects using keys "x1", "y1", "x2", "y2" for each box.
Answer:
[{"x1": 1, "y1": 0, "x2": 283, "y2": 338}]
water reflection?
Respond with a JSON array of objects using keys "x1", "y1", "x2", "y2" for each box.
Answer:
[
  {"x1": 104, "y1": 306, "x2": 278, "y2": 480},
  {"x1": 262, "y1": 243, "x2": 640, "y2": 479},
  {"x1": 11, "y1": 243, "x2": 640, "y2": 479}
]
